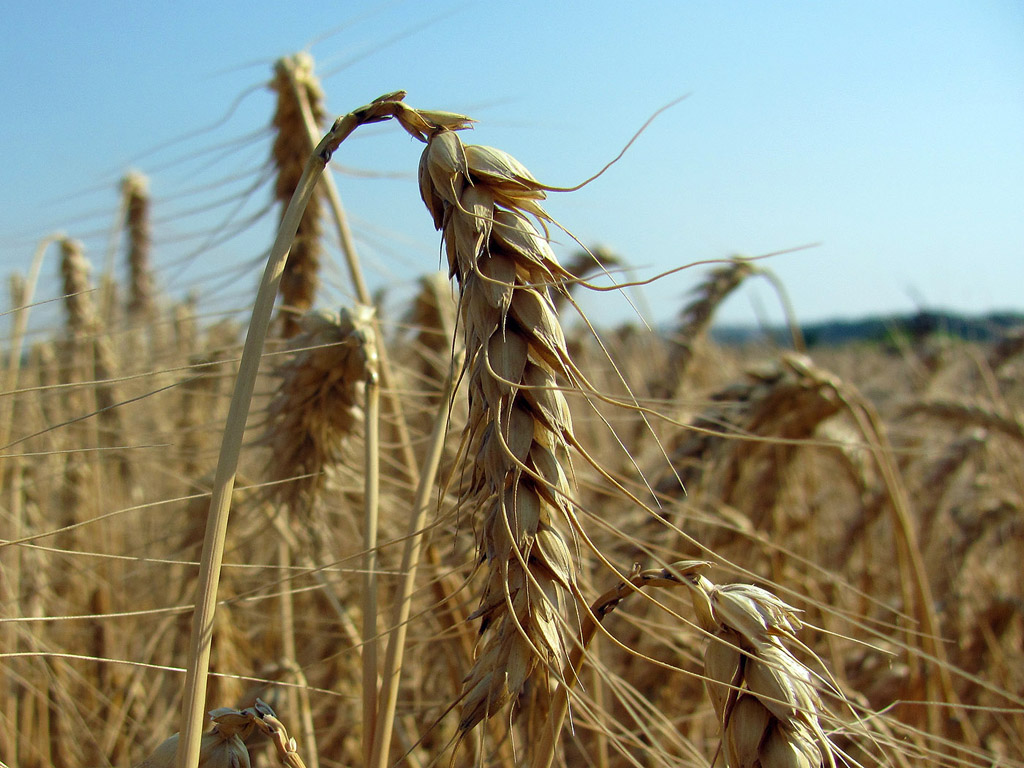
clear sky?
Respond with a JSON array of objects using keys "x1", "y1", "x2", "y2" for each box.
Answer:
[{"x1": 2, "y1": 1, "x2": 1023, "y2": 330}]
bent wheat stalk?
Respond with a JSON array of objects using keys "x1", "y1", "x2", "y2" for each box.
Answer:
[{"x1": 176, "y1": 91, "x2": 415, "y2": 768}]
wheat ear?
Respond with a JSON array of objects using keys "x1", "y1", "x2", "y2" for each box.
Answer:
[
  {"x1": 62, "y1": 237, "x2": 132, "y2": 482},
  {"x1": 258, "y1": 308, "x2": 375, "y2": 518},
  {"x1": 903, "y1": 399, "x2": 1024, "y2": 443},
  {"x1": 402, "y1": 109, "x2": 582, "y2": 732},
  {"x1": 121, "y1": 171, "x2": 155, "y2": 319},
  {"x1": 684, "y1": 575, "x2": 836, "y2": 768},
  {"x1": 667, "y1": 258, "x2": 757, "y2": 381},
  {"x1": 61, "y1": 238, "x2": 99, "y2": 338},
  {"x1": 270, "y1": 54, "x2": 326, "y2": 338}
]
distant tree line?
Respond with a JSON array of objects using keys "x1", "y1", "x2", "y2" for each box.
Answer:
[{"x1": 712, "y1": 310, "x2": 1024, "y2": 347}]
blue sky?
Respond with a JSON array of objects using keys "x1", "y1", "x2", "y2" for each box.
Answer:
[{"x1": 2, "y1": 1, "x2": 1023, "y2": 330}]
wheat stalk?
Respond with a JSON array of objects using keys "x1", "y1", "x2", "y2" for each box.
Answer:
[
  {"x1": 257, "y1": 306, "x2": 378, "y2": 768},
  {"x1": 175, "y1": 91, "x2": 413, "y2": 768},
  {"x1": 368, "y1": 348, "x2": 465, "y2": 768}
]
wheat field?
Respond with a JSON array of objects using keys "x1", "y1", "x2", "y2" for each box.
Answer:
[{"x1": 1, "y1": 54, "x2": 1023, "y2": 768}]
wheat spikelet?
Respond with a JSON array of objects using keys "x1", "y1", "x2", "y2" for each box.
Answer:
[
  {"x1": 401, "y1": 108, "x2": 581, "y2": 732},
  {"x1": 684, "y1": 574, "x2": 835, "y2": 768},
  {"x1": 121, "y1": 171, "x2": 155, "y2": 319},
  {"x1": 270, "y1": 54, "x2": 326, "y2": 338}
]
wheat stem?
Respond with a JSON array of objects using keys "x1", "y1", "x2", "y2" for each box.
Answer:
[
  {"x1": 361, "y1": 325, "x2": 381, "y2": 768},
  {"x1": 176, "y1": 92, "x2": 408, "y2": 768},
  {"x1": 369, "y1": 349, "x2": 463, "y2": 768},
  {"x1": 840, "y1": 391, "x2": 979, "y2": 745},
  {"x1": 277, "y1": 540, "x2": 300, "y2": 736}
]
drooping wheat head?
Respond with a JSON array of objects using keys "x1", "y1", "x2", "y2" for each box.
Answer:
[
  {"x1": 398, "y1": 108, "x2": 582, "y2": 733},
  {"x1": 683, "y1": 573, "x2": 836, "y2": 768},
  {"x1": 134, "y1": 699, "x2": 308, "y2": 768},
  {"x1": 903, "y1": 399, "x2": 1024, "y2": 443},
  {"x1": 656, "y1": 354, "x2": 842, "y2": 535}
]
